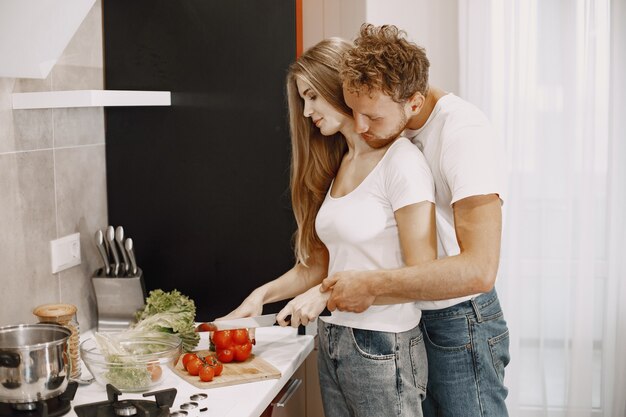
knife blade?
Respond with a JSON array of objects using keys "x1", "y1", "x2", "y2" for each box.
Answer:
[{"x1": 212, "y1": 314, "x2": 278, "y2": 330}]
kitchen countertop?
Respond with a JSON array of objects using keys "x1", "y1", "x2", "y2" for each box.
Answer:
[{"x1": 69, "y1": 327, "x2": 314, "y2": 417}]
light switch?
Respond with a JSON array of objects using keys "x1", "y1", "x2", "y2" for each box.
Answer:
[{"x1": 51, "y1": 233, "x2": 81, "y2": 273}]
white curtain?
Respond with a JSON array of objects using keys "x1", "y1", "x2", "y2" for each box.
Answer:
[{"x1": 458, "y1": 0, "x2": 626, "y2": 416}]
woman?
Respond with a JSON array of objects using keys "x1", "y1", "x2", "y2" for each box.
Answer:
[{"x1": 223, "y1": 38, "x2": 435, "y2": 417}]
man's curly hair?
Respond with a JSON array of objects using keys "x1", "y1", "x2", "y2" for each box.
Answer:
[{"x1": 341, "y1": 24, "x2": 430, "y2": 103}]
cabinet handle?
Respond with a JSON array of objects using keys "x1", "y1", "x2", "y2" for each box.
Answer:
[{"x1": 273, "y1": 378, "x2": 302, "y2": 408}]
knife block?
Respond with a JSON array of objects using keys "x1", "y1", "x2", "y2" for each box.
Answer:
[{"x1": 92, "y1": 268, "x2": 146, "y2": 332}]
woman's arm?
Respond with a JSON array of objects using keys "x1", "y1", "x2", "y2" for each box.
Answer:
[{"x1": 219, "y1": 247, "x2": 329, "y2": 319}]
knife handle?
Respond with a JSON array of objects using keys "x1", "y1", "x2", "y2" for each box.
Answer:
[{"x1": 106, "y1": 226, "x2": 120, "y2": 276}]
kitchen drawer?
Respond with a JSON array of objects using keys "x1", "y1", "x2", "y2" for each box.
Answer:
[{"x1": 261, "y1": 363, "x2": 305, "y2": 417}]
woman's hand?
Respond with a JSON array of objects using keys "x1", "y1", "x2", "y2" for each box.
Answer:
[
  {"x1": 276, "y1": 284, "x2": 329, "y2": 327},
  {"x1": 218, "y1": 291, "x2": 264, "y2": 320},
  {"x1": 216, "y1": 290, "x2": 265, "y2": 342}
]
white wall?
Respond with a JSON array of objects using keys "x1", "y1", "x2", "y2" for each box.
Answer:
[
  {"x1": 302, "y1": 0, "x2": 459, "y2": 93},
  {"x1": 302, "y1": 0, "x2": 366, "y2": 50}
]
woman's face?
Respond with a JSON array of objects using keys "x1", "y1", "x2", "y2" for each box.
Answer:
[{"x1": 296, "y1": 77, "x2": 348, "y2": 136}]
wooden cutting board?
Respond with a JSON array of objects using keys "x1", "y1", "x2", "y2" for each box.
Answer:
[{"x1": 173, "y1": 350, "x2": 281, "y2": 389}]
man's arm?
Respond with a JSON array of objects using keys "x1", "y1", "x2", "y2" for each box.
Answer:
[{"x1": 321, "y1": 194, "x2": 501, "y2": 312}]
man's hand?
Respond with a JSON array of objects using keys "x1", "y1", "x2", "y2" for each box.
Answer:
[{"x1": 321, "y1": 270, "x2": 377, "y2": 313}]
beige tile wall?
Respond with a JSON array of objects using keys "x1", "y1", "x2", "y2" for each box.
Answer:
[{"x1": 0, "y1": 1, "x2": 106, "y2": 330}]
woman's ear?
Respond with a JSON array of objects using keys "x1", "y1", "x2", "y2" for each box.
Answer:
[{"x1": 409, "y1": 92, "x2": 425, "y2": 114}]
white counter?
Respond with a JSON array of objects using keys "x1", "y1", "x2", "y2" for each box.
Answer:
[{"x1": 69, "y1": 327, "x2": 314, "y2": 417}]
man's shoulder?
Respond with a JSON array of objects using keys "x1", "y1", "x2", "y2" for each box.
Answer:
[{"x1": 437, "y1": 94, "x2": 491, "y2": 129}]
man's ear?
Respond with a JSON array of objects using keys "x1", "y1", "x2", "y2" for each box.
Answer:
[{"x1": 409, "y1": 92, "x2": 425, "y2": 114}]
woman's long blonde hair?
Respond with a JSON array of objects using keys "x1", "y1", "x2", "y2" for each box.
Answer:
[{"x1": 286, "y1": 38, "x2": 352, "y2": 266}]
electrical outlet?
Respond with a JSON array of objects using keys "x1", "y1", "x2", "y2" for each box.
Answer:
[{"x1": 51, "y1": 233, "x2": 81, "y2": 273}]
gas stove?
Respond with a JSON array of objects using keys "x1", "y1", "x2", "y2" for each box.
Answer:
[
  {"x1": 73, "y1": 385, "x2": 176, "y2": 417},
  {"x1": 0, "y1": 382, "x2": 78, "y2": 417}
]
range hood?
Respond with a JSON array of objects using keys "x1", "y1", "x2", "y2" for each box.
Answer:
[{"x1": 0, "y1": 0, "x2": 96, "y2": 79}]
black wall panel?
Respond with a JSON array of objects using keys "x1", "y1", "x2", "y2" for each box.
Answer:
[{"x1": 103, "y1": 1, "x2": 297, "y2": 320}]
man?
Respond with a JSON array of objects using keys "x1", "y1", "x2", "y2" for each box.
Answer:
[{"x1": 320, "y1": 24, "x2": 510, "y2": 416}]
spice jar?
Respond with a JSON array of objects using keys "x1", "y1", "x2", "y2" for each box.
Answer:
[{"x1": 33, "y1": 303, "x2": 81, "y2": 379}]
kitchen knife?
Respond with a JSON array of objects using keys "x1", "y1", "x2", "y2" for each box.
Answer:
[
  {"x1": 106, "y1": 225, "x2": 120, "y2": 276},
  {"x1": 115, "y1": 226, "x2": 129, "y2": 275},
  {"x1": 213, "y1": 314, "x2": 279, "y2": 330},
  {"x1": 124, "y1": 237, "x2": 138, "y2": 276},
  {"x1": 94, "y1": 229, "x2": 111, "y2": 276}
]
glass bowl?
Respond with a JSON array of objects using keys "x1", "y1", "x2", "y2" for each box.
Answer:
[{"x1": 80, "y1": 332, "x2": 182, "y2": 392}]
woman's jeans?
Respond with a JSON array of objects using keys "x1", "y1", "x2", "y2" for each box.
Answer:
[
  {"x1": 420, "y1": 288, "x2": 510, "y2": 417},
  {"x1": 317, "y1": 320, "x2": 428, "y2": 417}
]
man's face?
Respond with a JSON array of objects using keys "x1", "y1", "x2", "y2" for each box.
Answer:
[{"x1": 342, "y1": 85, "x2": 409, "y2": 149}]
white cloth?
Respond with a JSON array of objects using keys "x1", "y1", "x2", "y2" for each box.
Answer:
[
  {"x1": 316, "y1": 138, "x2": 434, "y2": 332},
  {"x1": 404, "y1": 93, "x2": 506, "y2": 310}
]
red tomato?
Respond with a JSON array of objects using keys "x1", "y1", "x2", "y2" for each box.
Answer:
[
  {"x1": 210, "y1": 361, "x2": 223, "y2": 376},
  {"x1": 186, "y1": 357, "x2": 204, "y2": 376},
  {"x1": 199, "y1": 364, "x2": 215, "y2": 382},
  {"x1": 203, "y1": 353, "x2": 217, "y2": 365},
  {"x1": 181, "y1": 353, "x2": 198, "y2": 368},
  {"x1": 196, "y1": 322, "x2": 218, "y2": 332},
  {"x1": 233, "y1": 342, "x2": 252, "y2": 362},
  {"x1": 232, "y1": 329, "x2": 249, "y2": 345},
  {"x1": 216, "y1": 348, "x2": 234, "y2": 363},
  {"x1": 213, "y1": 330, "x2": 233, "y2": 349}
]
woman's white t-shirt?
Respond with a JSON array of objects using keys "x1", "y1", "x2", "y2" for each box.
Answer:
[{"x1": 316, "y1": 138, "x2": 434, "y2": 333}]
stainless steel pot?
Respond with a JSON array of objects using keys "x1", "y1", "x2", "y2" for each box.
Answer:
[{"x1": 0, "y1": 323, "x2": 71, "y2": 403}]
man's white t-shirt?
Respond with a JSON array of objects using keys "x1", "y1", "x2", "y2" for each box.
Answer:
[
  {"x1": 404, "y1": 93, "x2": 506, "y2": 310},
  {"x1": 316, "y1": 138, "x2": 434, "y2": 332}
]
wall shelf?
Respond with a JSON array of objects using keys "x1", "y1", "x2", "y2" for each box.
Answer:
[{"x1": 12, "y1": 90, "x2": 171, "y2": 110}]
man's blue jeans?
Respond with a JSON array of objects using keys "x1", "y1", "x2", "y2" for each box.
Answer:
[
  {"x1": 317, "y1": 320, "x2": 428, "y2": 417},
  {"x1": 420, "y1": 288, "x2": 510, "y2": 417}
]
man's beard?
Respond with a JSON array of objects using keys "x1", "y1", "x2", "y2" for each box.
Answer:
[{"x1": 360, "y1": 112, "x2": 408, "y2": 149}]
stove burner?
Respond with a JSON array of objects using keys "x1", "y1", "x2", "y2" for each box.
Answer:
[
  {"x1": 0, "y1": 382, "x2": 78, "y2": 417},
  {"x1": 189, "y1": 393, "x2": 207, "y2": 401},
  {"x1": 179, "y1": 402, "x2": 197, "y2": 410},
  {"x1": 14, "y1": 403, "x2": 38, "y2": 411},
  {"x1": 73, "y1": 384, "x2": 177, "y2": 417},
  {"x1": 113, "y1": 401, "x2": 137, "y2": 416}
]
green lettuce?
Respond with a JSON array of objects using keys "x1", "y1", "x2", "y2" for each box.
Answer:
[{"x1": 134, "y1": 289, "x2": 199, "y2": 352}]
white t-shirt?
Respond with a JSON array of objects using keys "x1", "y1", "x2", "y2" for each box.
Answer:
[
  {"x1": 316, "y1": 138, "x2": 435, "y2": 332},
  {"x1": 404, "y1": 93, "x2": 506, "y2": 310}
]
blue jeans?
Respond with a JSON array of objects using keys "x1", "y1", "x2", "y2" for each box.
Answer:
[
  {"x1": 420, "y1": 288, "x2": 510, "y2": 417},
  {"x1": 317, "y1": 320, "x2": 427, "y2": 417}
]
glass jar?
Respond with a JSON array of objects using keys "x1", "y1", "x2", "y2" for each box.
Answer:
[{"x1": 33, "y1": 303, "x2": 81, "y2": 379}]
